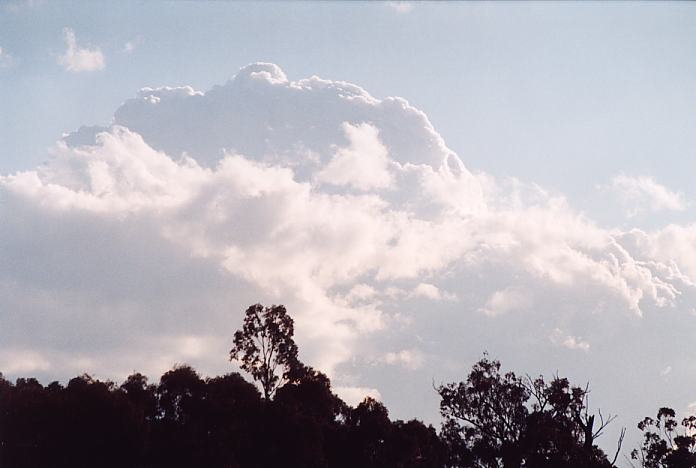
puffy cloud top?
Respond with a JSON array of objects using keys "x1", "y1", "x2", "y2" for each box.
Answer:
[
  {"x1": 3, "y1": 63, "x2": 696, "y2": 427},
  {"x1": 68, "y1": 63, "x2": 467, "y2": 174}
]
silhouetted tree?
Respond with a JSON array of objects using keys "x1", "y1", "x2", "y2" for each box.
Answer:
[
  {"x1": 120, "y1": 373, "x2": 157, "y2": 464},
  {"x1": 0, "y1": 307, "x2": 636, "y2": 468},
  {"x1": 0, "y1": 373, "x2": 12, "y2": 465},
  {"x1": 388, "y1": 419, "x2": 447, "y2": 468},
  {"x1": 1, "y1": 377, "x2": 49, "y2": 468},
  {"x1": 201, "y1": 373, "x2": 262, "y2": 468},
  {"x1": 342, "y1": 397, "x2": 394, "y2": 468},
  {"x1": 154, "y1": 365, "x2": 206, "y2": 468},
  {"x1": 438, "y1": 355, "x2": 620, "y2": 467},
  {"x1": 276, "y1": 365, "x2": 347, "y2": 424},
  {"x1": 632, "y1": 407, "x2": 696, "y2": 468},
  {"x1": 230, "y1": 303, "x2": 301, "y2": 399}
]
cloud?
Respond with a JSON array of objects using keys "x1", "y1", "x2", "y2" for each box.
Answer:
[
  {"x1": 316, "y1": 122, "x2": 393, "y2": 191},
  {"x1": 383, "y1": 349, "x2": 425, "y2": 370},
  {"x1": 334, "y1": 386, "x2": 381, "y2": 407},
  {"x1": 0, "y1": 349, "x2": 51, "y2": 374},
  {"x1": 549, "y1": 328, "x2": 590, "y2": 352},
  {"x1": 3, "y1": 0, "x2": 43, "y2": 13},
  {"x1": 479, "y1": 287, "x2": 532, "y2": 317},
  {"x1": 610, "y1": 175, "x2": 687, "y2": 215},
  {"x1": 409, "y1": 283, "x2": 457, "y2": 301},
  {"x1": 123, "y1": 37, "x2": 143, "y2": 54},
  {"x1": 0, "y1": 47, "x2": 13, "y2": 68},
  {"x1": 3, "y1": 63, "x2": 696, "y2": 434},
  {"x1": 57, "y1": 27, "x2": 105, "y2": 73},
  {"x1": 387, "y1": 2, "x2": 414, "y2": 14}
]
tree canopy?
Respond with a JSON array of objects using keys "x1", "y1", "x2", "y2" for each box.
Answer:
[
  {"x1": 230, "y1": 303, "x2": 301, "y2": 400},
  {"x1": 438, "y1": 355, "x2": 621, "y2": 468},
  {"x1": 3, "y1": 303, "x2": 692, "y2": 467},
  {"x1": 632, "y1": 407, "x2": 696, "y2": 468}
]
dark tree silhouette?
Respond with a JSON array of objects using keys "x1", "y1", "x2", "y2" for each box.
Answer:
[
  {"x1": 632, "y1": 407, "x2": 696, "y2": 468},
  {"x1": 438, "y1": 355, "x2": 621, "y2": 467},
  {"x1": 230, "y1": 303, "x2": 301, "y2": 399},
  {"x1": 201, "y1": 373, "x2": 262, "y2": 468},
  {"x1": 346, "y1": 397, "x2": 394, "y2": 467},
  {"x1": 0, "y1": 306, "x2": 641, "y2": 468},
  {"x1": 275, "y1": 365, "x2": 347, "y2": 424},
  {"x1": 153, "y1": 365, "x2": 207, "y2": 468}
]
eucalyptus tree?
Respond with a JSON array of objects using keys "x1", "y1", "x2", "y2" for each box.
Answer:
[{"x1": 230, "y1": 303, "x2": 301, "y2": 400}]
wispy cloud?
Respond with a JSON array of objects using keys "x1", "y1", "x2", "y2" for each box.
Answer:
[
  {"x1": 3, "y1": 0, "x2": 43, "y2": 13},
  {"x1": 549, "y1": 328, "x2": 590, "y2": 352},
  {"x1": 0, "y1": 47, "x2": 13, "y2": 68},
  {"x1": 123, "y1": 36, "x2": 143, "y2": 54},
  {"x1": 382, "y1": 349, "x2": 425, "y2": 370},
  {"x1": 57, "y1": 27, "x2": 105, "y2": 73},
  {"x1": 409, "y1": 283, "x2": 457, "y2": 301},
  {"x1": 334, "y1": 386, "x2": 381, "y2": 406},
  {"x1": 387, "y1": 2, "x2": 414, "y2": 14},
  {"x1": 479, "y1": 287, "x2": 532, "y2": 317},
  {"x1": 610, "y1": 174, "x2": 687, "y2": 216}
]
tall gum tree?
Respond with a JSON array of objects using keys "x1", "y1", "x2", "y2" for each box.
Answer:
[{"x1": 229, "y1": 304, "x2": 301, "y2": 400}]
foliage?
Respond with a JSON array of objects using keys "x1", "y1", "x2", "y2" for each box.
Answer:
[
  {"x1": 0, "y1": 305, "x2": 637, "y2": 468},
  {"x1": 632, "y1": 407, "x2": 696, "y2": 468},
  {"x1": 229, "y1": 303, "x2": 301, "y2": 399},
  {"x1": 438, "y1": 355, "x2": 619, "y2": 467}
]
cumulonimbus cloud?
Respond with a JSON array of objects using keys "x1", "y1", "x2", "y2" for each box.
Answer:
[{"x1": 2, "y1": 63, "x2": 695, "y2": 413}]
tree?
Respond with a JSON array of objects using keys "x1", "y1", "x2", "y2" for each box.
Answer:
[
  {"x1": 342, "y1": 397, "x2": 394, "y2": 468},
  {"x1": 438, "y1": 355, "x2": 621, "y2": 468},
  {"x1": 274, "y1": 365, "x2": 347, "y2": 424},
  {"x1": 230, "y1": 303, "x2": 301, "y2": 400},
  {"x1": 154, "y1": 365, "x2": 206, "y2": 468},
  {"x1": 631, "y1": 407, "x2": 696, "y2": 468}
]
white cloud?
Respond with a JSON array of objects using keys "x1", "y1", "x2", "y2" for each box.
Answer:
[
  {"x1": 123, "y1": 37, "x2": 143, "y2": 54},
  {"x1": 343, "y1": 284, "x2": 379, "y2": 304},
  {"x1": 0, "y1": 349, "x2": 51, "y2": 374},
  {"x1": 3, "y1": 0, "x2": 43, "y2": 13},
  {"x1": 409, "y1": 283, "x2": 457, "y2": 301},
  {"x1": 2, "y1": 63, "x2": 696, "y2": 430},
  {"x1": 549, "y1": 328, "x2": 590, "y2": 352},
  {"x1": 334, "y1": 386, "x2": 382, "y2": 406},
  {"x1": 610, "y1": 175, "x2": 687, "y2": 215},
  {"x1": 0, "y1": 47, "x2": 13, "y2": 68},
  {"x1": 57, "y1": 27, "x2": 105, "y2": 73},
  {"x1": 383, "y1": 349, "x2": 425, "y2": 370},
  {"x1": 387, "y1": 2, "x2": 414, "y2": 14},
  {"x1": 479, "y1": 286, "x2": 532, "y2": 317},
  {"x1": 316, "y1": 122, "x2": 394, "y2": 191}
]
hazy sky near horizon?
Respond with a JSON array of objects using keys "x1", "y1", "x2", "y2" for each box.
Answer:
[{"x1": 2, "y1": 1, "x2": 696, "y2": 460}]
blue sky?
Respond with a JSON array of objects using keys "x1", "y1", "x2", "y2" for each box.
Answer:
[
  {"x1": 2, "y1": 1, "x2": 696, "y2": 460},
  {"x1": 4, "y1": 1, "x2": 696, "y2": 217}
]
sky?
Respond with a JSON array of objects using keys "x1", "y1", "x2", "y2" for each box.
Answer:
[{"x1": 1, "y1": 0, "x2": 696, "y2": 461}]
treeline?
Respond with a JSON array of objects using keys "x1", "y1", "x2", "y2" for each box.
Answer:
[
  {"x1": 0, "y1": 304, "x2": 694, "y2": 468},
  {"x1": 0, "y1": 365, "x2": 445, "y2": 468}
]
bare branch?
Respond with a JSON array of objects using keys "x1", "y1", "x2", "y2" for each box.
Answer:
[{"x1": 610, "y1": 427, "x2": 626, "y2": 466}]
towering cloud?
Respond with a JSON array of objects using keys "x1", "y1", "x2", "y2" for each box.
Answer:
[{"x1": 2, "y1": 63, "x2": 695, "y2": 422}]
